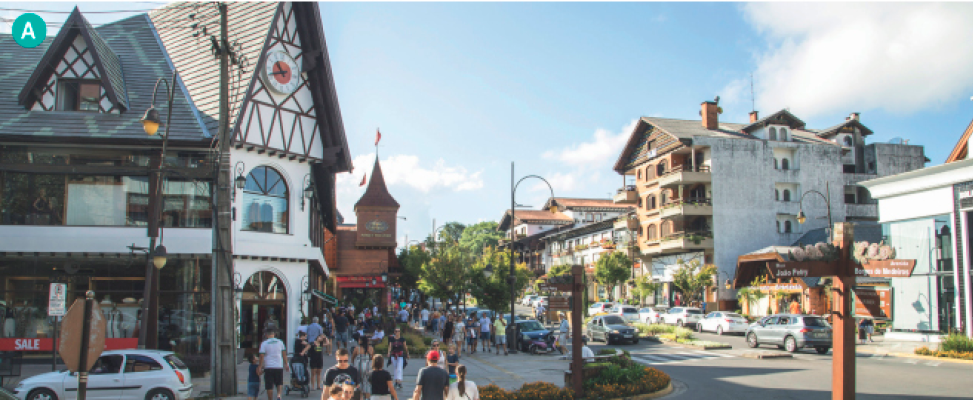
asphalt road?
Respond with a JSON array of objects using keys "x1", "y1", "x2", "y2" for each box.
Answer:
[{"x1": 586, "y1": 330, "x2": 973, "y2": 399}]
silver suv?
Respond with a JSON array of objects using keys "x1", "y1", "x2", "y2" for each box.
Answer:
[{"x1": 745, "y1": 314, "x2": 833, "y2": 354}]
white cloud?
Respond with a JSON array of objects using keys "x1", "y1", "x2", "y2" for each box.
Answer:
[
  {"x1": 543, "y1": 119, "x2": 637, "y2": 167},
  {"x1": 728, "y1": 3, "x2": 973, "y2": 118}
]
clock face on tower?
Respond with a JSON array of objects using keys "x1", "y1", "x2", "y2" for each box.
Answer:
[{"x1": 261, "y1": 50, "x2": 301, "y2": 95}]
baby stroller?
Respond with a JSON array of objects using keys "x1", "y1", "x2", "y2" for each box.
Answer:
[{"x1": 284, "y1": 355, "x2": 310, "y2": 398}]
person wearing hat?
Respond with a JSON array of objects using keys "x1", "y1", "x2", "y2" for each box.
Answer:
[{"x1": 413, "y1": 349, "x2": 449, "y2": 400}]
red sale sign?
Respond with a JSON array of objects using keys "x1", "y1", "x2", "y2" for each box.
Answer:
[{"x1": 0, "y1": 338, "x2": 138, "y2": 352}]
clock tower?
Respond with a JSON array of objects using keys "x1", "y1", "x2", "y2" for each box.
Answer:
[{"x1": 354, "y1": 158, "x2": 400, "y2": 248}]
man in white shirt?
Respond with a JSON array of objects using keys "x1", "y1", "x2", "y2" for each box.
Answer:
[
  {"x1": 478, "y1": 315, "x2": 492, "y2": 352},
  {"x1": 258, "y1": 330, "x2": 289, "y2": 400},
  {"x1": 557, "y1": 312, "x2": 570, "y2": 355},
  {"x1": 420, "y1": 307, "x2": 431, "y2": 331}
]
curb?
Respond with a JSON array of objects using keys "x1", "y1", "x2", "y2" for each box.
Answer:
[
  {"x1": 603, "y1": 381, "x2": 674, "y2": 400},
  {"x1": 741, "y1": 351, "x2": 793, "y2": 359},
  {"x1": 869, "y1": 351, "x2": 973, "y2": 365}
]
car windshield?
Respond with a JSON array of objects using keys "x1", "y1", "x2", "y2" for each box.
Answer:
[
  {"x1": 725, "y1": 313, "x2": 744, "y2": 318},
  {"x1": 164, "y1": 355, "x2": 188, "y2": 370},
  {"x1": 686, "y1": 309, "x2": 703, "y2": 314},
  {"x1": 603, "y1": 316, "x2": 626, "y2": 325},
  {"x1": 803, "y1": 317, "x2": 831, "y2": 327},
  {"x1": 519, "y1": 321, "x2": 545, "y2": 331},
  {"x1": 622, "y1": 307, "x2": 638, "y2": 313}
]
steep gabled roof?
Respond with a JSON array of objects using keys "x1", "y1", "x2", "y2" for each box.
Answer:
[
  {"x1": 0, "y1": 14, "x2": 207, "y2": 143},
  {"x1": 946, "y1": 117, "x2": 973, "y2": 163},
  {"x1": 741, "y1": 109, "x2": 806, "y2": 133},
  {"x1": 814, "y1": 119, "x2": 874, "y2": 138},
  {"x1": 18, "y1": 7, "x2": 129, "y2": 112},
  {"x1": 354, "y1": 159, "x2": 400, "y2": 210}
]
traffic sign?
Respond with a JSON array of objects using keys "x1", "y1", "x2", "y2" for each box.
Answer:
[
  {"x1": 59, "y1": 298, "x2": 106, "y2": 373},
  {"x1": 48, "y1": 283, "x2": 67, "y2": 317}
]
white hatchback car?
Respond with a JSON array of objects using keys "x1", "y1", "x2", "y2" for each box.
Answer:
[
  {"x1": 608, "y1": 305, "x2": 641, "y2": 323},
  {"x1": 697, "y1": 311, "x2": 750, "y2": 335},
  {"x1": 638, "y1": 306, "x2": 668, "y2": 324},
  {"x1": 660, "y1": 307, "x2": 704, "y2": 327},
  {"x1": 14, "y1": 350, "x2": 193, "y2": 400}
]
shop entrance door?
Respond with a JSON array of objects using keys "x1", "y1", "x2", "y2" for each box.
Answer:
[{"x1": 239, "y1": 271, "x2": 288, "y2": 357}]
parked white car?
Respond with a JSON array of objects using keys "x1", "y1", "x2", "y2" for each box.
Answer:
[
  {"x1": 638, "y1": 306, "x2": 668, "y2": 324},
  {"x1": 521, "y1": 295, "x2": 539, "y2": 306},
  {"x1": 587, "y1": 302, "x2": 613, "y2": 316},
  {"x1": 660, "y1": 307, "x2": 704, "y2": 327},
  {"x1": 609, "y1": 305, "x2": 641, "y2": 323},
  {"x1": 697, "y1": 311, "x2": 750, "y2": 335},
  {"x1": 14, "y1": 350, "x2": 193, "y2": 400},
  {"x1": 531, "y1": 297, "x2": 549, "y2": 308}
]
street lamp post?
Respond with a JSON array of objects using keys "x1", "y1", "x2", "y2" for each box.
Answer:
[
  {"x1": 508, "y1": 162, "x2": 556, "y2": 353},
  {"x1": 137, "y1": 71, "x2": 179, "y2": 349},
  {"x1": 796, "y1": 182, "x2": 834, "y2": 240}
]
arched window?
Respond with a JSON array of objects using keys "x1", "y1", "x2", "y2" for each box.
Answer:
[
  {"x1": 769, "y1": 127, "x2": 777, "y2": 141},
  {"x1": 783, "y1": 189, "x2": 791, "y2": 202},
  {"x1": 784, "y1": 220, "x2": 792, "y2": 233},
  {"x1": 660, "y1": 191, "x2": 668, "y2": 206},
  {"x1": 774, "y1": 158, "x2": 779, "y2": 169},
  {"x1": 781, "y1": 158, "x2": 790, "y2": 170},
  {"x1": 775, "y1": 189, "x2": 780, "y2": 201},
  {"x1": 780, "y1": 128, "x2": 788, "y2": 140},
  {"x1": 649, "y1": 195, "x2": 657, "y2": 210},
  {"x1": 657, "y1": 160, "x2": 667, "y2": 177},
  {"x1": 647, "y1": 225, "x2": 657, "y2": 240},
  {"x1": 843, "y1": 136, "x2": 853, "y2": 146},
  {"x1": 242, "y1": 166, "x2": 289, "y2": 233},
  {"x1": 638, "y1": 197, "x2": 643, "y2": 208},
  {"x1": 661, "y1": 221, "x2": 672, "y2": 237}
]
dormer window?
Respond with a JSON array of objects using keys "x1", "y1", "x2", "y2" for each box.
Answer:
[{"x1": 58, "y1": 80, "x2": 100, "y2": 112}]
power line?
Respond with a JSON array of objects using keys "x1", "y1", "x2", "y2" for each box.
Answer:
[{"x1": 0, "y1": 5, "x2": 199, "y2": 14}]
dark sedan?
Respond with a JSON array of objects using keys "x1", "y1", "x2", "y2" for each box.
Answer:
[{"x1": 586, "y1": 315, "x2": 639, "y2": 345}]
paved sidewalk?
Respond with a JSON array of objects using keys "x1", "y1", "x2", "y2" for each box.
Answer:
[
  {"x1": 852, "y1": 334, "x2": 938, "y2": 357},
  {"x1": 197, "y1": 341, "x2": 570, "y2": 400}
]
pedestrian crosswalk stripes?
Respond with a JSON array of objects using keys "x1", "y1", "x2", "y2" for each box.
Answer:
[{"x1": 630, "y1": 350, "x2": 734, "y2": 365}]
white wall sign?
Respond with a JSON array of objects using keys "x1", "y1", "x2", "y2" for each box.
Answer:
[{"x1": 48, "y1": 283, "x2": 67, "y2": 317}]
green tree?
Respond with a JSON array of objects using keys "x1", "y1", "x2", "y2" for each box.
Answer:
[
  {"x1": 468, "y1": 246, "x2": 532, "y2": 316},
  {"x1": 630, "y1": 275, "x2": 660, "y2": 307},
  {"x1": 735, "y1": 281, "x2": 767, "y2": 317},
  {"x1": 548, "y1": 264, "x2": 572, "y2": 278},
  {"x1": 438, "y1": 221, "x2": 467, "y2": 242},
  {"x1": 397, "y1": 245, "x2": 430, "y2": 293},
  {"x1": 594, "y1": 252, "x2": 632, "y2": 302},
  {"x1": 458, "y1": 221, "x2": 505, "y2": 257},
  {"x1": 671, "y1": 260, "x2": 717, "y2": 306},
  {"x1": 417, "y1": 243, "x2": 468, "y2": 307}
]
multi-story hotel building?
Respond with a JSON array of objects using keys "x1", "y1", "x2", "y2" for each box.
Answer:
[{"x1": 613, "y1": 100, "x2": 927, "y2": 307}]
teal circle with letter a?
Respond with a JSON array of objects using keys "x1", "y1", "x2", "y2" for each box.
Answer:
[{"x1": 13, "y1": 13, "x2": 46, "y2": 48}]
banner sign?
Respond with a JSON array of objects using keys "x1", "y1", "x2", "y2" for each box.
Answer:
[
  {"x1": 549, "y1": 296, "x2": 571, "y2": 311},
  {"x1": 854, "y1": 287, "x2": 892, "y2": 319},
  {"x1": 0, "y1": 338, "x2": 138, "y2": 352},
  {"x1": 756, "y1": 283, "x2": 804, "y2": 293}
]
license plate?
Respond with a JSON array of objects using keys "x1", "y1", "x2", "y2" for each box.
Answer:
[
  {"x1": 624, "y1": 334, "x2": 633, "y2": 338},
  {"x1": 814, "y1": 333, "x2": 827, "y2": 338}
]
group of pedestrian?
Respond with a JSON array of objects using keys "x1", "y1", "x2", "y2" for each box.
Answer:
[{"x1": 414, "y1": 343, "x2": 480, "y2": 400}]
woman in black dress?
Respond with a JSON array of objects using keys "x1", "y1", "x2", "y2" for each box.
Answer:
[
  {"x1": 309, "y1": 334, "x2": 326, "y2": 390},
  {"x1": 442, "y1": 314, "x2": 454, "y2": 345}
]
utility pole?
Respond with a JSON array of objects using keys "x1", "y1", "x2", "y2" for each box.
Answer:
[{"x1": 211, "y1": 2, "x2": 236, "y2": 396}]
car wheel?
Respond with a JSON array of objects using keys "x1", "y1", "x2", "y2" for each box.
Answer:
[
  {"x1": 716, "y1": 326, "x2": 724, "y2": 336},
  {"x1": 632, "y1": 338, "x2": 639, "y2": 345},
  {"x1": 146, "y1": 389, "x2": 175, "y2": 400},
  {"x1": 746, "y1": 332, "x2": 759, "y2": 348},
  {"x1": 815, "y1": 346, "x2": 830, "y2": 355},
  {"x1": 27, "y1": 388, "x2": 57, "y2": 400},
  {"x1": 785, "y1": 336, "x2": 798, "y2": 353}
]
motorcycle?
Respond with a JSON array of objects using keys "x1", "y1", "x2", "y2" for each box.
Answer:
[{"x1": 520, "y1": 332, "x2": 555, "y2": 354}]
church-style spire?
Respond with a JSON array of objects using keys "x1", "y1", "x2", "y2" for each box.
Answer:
[{"x1": 354, "y1": 158, "x2": 400, "y2": 210}]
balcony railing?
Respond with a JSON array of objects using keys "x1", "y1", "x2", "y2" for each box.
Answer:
[
  {"x1": 614, "y1": 185, "x2": 638, "y2": 204},
  {"x1": 644, "y1": 230, "x2": 714, "y2": 254},
  {"x1": 659, "y1": 165, "x2": 712, "y2": 188},
  {"x1": 660, "y1": 197, "x2": 713, "y2": 218}
]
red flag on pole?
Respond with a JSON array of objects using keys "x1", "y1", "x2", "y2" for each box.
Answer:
[
  {"x1": 359, "y1": 174, "x2": 367, "y2": 187},
  {"x1": 375, "y1": 128, "x2": 382, "y2": 146}
]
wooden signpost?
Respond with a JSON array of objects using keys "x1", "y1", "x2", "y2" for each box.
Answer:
[
  {"x1": 765, "y1": 224, "x2": 915, "y2": 400},
  {"x1": 59, "y1": 291, "x2": 106, "y2": 400}
]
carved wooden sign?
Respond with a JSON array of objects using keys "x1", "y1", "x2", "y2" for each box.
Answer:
[
  {"x1": 767, "y1": 261, "x2": 837, "y2": 279},
  {"x1": 855, "y1": 259, "x2": 916, "y2": 278},
  {"x1": 853, "y1": 287, "x2": 892, "y2": 319}
]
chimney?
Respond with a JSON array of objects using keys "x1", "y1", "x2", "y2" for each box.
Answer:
[
  {"x1": 749, "y1": 111, "x2": 759, "y2": 123},
  {"x1": 849, "y1": 112, "x2": 860, "y2": 121},
  {"x1": 701, "y1": 101, "x2": 718, "y2": 130}
]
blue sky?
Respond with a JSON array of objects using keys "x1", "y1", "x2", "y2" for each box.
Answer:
[{"x1": 5, "y1": 2, "x2": 973, "y2": 245}]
